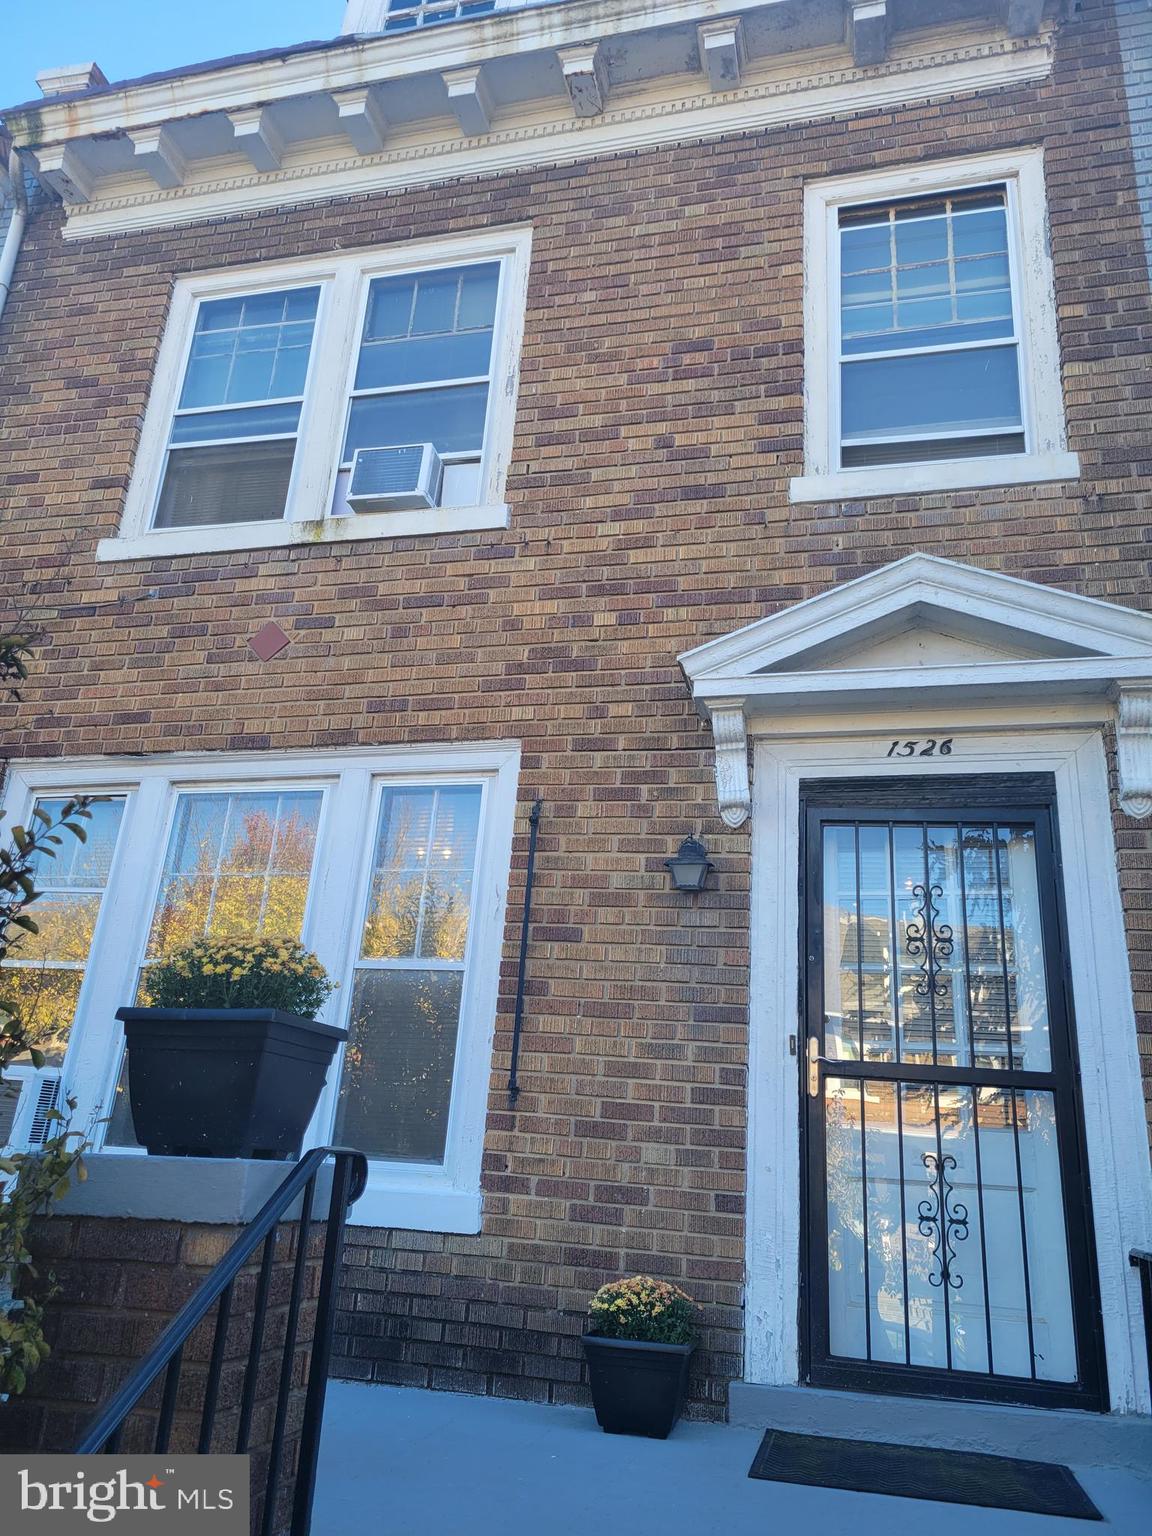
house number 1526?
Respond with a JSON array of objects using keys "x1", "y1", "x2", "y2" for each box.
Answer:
[{"x1": 886, "y1": 738, "x2": 953, "y2": 757}]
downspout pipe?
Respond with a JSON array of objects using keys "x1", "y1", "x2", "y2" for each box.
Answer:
[{"x1": 0, "y1": 143, "x2": 29, "y2": 327}]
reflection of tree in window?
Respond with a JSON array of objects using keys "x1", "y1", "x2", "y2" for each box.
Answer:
[
  {"x1": 0, "y1": 798, "x2": 126, "y2": 1065},
  {"x1": 104, "y1": 790, "x2": 324, "y2": 1145},
  {"x1": 336, "y1": 785, "x2": 482, "y2": 1164},
  {"x1": 145, "y1": 792, "x2": 322, "y2": 966}
]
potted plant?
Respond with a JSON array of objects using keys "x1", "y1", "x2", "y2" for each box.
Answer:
[
  {"x1": 117, "y1": 937, "x2": 344, "y2": 1160},
  {"x1": 581, "y1": 1275, "x2": 698, "y2": 1438}
]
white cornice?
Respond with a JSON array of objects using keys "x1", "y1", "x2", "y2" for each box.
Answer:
[
  {"x1": 57, "y1": 32, "x2": 1053, "y2": 240},
  {"x1": 4, "y1": 0, "x2": 788, "y2": 143}
]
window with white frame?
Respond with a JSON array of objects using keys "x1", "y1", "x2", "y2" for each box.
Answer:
[
  {"x1": 837, "y1": 187, "x2": 1024, "y2": 468},
  {"x1": 155, "y1": 288, "x2": 321, "y2": 529},
  {"x1": 1, "y1": 748, "x2": 519, "y2": 1233},
  {"x1": 793, "y1": 150, "x2": 1079, "y2": 502},
  {"x1": 104, "y1": 229, "x2": 531, "y2": 561}
]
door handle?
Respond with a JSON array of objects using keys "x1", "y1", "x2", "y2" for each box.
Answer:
[{"x1": 806, "y1": 1036, "x2": 835, "y2": 1098}]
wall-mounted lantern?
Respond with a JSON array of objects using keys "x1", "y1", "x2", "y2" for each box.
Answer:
[{"x1": 665, "y1": 836, "x2": 713, "y2": 893}]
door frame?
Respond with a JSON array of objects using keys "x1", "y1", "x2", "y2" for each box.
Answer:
[
  {"x1": 798, "y1": 778, "x2": 1107, "y2": 1411},
  {"x1": 745, "y1": 716, "x2": 1152, "y2": 1415}
]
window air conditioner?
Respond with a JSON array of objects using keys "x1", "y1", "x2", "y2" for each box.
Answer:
[{"x1": 346, "y1": 444, "x2": 444, "y2": 512}]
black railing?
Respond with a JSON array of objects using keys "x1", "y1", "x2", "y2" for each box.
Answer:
[
  {"x1": 75, "y1": 1147, "x2": 368, "y2": 1536},
  {"x1": 1130, "y1": 1248, "x2": 1152, "y2": 1399}
]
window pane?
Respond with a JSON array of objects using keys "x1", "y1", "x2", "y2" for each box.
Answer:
[
  {"x1": 0, "y1": 970, "x2": 84, "y2": 1068},
  {"x1": 169, "y1": 402, "x2": 301, "y2": 445},
  {"x1": 153, "y1": 440, "x2": 297, "y2": 529},
  {"x1": 356, "y1": 263, "x2": 499, "y2": 390},
  {"x1": 839, "y1": 189, "x2": 1014, "y2": 357},
  {"x1": 841, "y1": 345, "x2": 1023, "y2": 443},
  {"x1": 26, "y1": 798, "x2": 124, "y2": 888},
  {"x1": 355, "y1": 331, "x2": 494, "y2": 390},
  {"x1": 335, "y1": 968, "x2": 464, "y2": 1163},
  {"x1": 343, "y1": 383, "x2": 489, "y2": 461},
  {"x1": 361, "y1": 786, "x2": 482, "y2": 962},
  {"x1": 145, "y1": 790, "x2": 322, "y2": 960},
  {"x1": 0, "y1": 797, "x2": 125, "y2": 1067},
  {"x1": 178, "y1": 287, "x2": 319, "y2": 409}
]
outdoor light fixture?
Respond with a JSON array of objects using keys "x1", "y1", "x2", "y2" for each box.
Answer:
[{"x1": 665, "y1": 836, "x2": 713, "y2": 893}]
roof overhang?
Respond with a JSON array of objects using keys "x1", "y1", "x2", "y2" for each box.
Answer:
[
  {"x1": 678, "y1": 555, "x2": 1152, "y2": 827},
  {"x1": 0, "y1": 0, "x2": 1062, "y2": 238}
]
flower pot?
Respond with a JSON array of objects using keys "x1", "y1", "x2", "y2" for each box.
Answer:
[
  {"x1": 581, "y1": 1334, "x2": 695, "y2": 1438},
  {"x1": 116, "y1": 1006, "x2": 348, "y2": 1160}
]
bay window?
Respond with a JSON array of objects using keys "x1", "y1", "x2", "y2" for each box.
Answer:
[{"x1": 0, "y1": 747, "x2": 519, "y2": 1232}]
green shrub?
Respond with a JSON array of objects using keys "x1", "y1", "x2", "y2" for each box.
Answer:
[{"x1": 144, "y1": 937, "x2": 335, "y2": 1017}]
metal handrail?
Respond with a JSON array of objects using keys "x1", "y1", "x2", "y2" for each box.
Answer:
[
  {"x1": 1130, "y1": 1248, "x2": 1152, "y2": 1399},
  {"x1": 75, "y1": 1146, "x2": 368, "y2": 1536}
]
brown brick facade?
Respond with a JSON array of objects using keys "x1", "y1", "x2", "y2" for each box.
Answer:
[
  {"x1": 0, "y1": 1215, "x2": 323, "y2": 1534},
  {"x1": 1, "y1": 0, "x2": 1150, "y2": 1419}
]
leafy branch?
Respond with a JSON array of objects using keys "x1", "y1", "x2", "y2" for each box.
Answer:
[{"x1": 0, "y1": 796, "x2": 95, "y2": 1398}]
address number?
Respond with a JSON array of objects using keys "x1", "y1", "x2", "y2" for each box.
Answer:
[{"x1": 886, "y1": 738, "x2": 953, "y2": 758}]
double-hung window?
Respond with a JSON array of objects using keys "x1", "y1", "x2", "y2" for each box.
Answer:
[
  {"x1": 793, "y1": 150, "x2": 1079, "y2": 502},
  {"x1": 105, "y1": 229, "x2": 531, "y2": 561},
  {"x1": 1, "y1": 748, "x2": 519, "y2": 1232},
  {"x1": 155, "y1": 288, "x2": 320, "y2": 529},
  {"x1": 342, "y1": 262, "x2": 501, "y2": 512},
  {"x1": 837, "y1": 188, "x2": 1023, "y2": 468}
]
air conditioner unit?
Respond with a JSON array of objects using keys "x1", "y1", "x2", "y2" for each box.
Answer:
[
  {"x1": 347, "y1": 444, "x2": 444, "y2": 513},
  {"x1": 1, "y1": 1068, "x2": 62, "y2": 1155}
]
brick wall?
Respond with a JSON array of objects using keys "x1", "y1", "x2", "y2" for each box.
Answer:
[
  {"x1": 0, "y1": 1215, "x2": 323, "y2": 1534},
  {"x1": 1115, "y1": 0, "x2": 1152, "y2": 276},
  {"x1": 1, "y1": 0, "x2": 1149, "y2": 1418}
]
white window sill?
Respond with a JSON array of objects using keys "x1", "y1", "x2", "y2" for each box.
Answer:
[
  {"x1": 789, "y1": 451, "x2": 1080, "y2": 504},
  {"x1": 350, "y1": 1179, "x2": 482, "y2": 1234},
  {"x1": 95, "y1": 503, "x2": 510, "y2": 562}
]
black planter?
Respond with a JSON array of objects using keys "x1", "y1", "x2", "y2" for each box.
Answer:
[
  {"x1": 581, "y1": 1334, "x2": 695, "y2": 1438},
  {"x1": 116, "y1": 1006, "x2": 347, "y2": 1160}
]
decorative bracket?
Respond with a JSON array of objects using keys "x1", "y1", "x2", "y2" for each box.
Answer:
[
  {"x1": 443, "y1": 67, "x2": 494, "y2": 138},
  {"x1": 36, "y1": 145, "x2": 95, "y2": 205},
  {"x1": 999, "y1": 0, "x2": 1045, "y2": 38},
  {"x1": 333, "y1": 87, "x2": 389, "y2": 156},
  {"x1": 1116, "y1": 688, "x2": 1152, "y2": 819},
  {"x1": 557, "y1": 44, "x2": 608, "y2": 118},
  {"x1": 708, "y1": 704, "x2": 751, "y2": 829},
  {"x1": 228, "y1": 108, "x2": 285, "y2": 173},
  {"x1": 848, "y1": 1, "x2": 889, "y2": 67},
  {"x1": 129, "y1": 127, "x2": 188, "y2": 190},
  {"x1": 698, "y1": 19, "x2": 746, "y2": 92}
]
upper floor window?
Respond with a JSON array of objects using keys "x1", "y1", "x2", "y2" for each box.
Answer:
[
  {"x1": 793, "y1": 150, "x2": 1079, "y2": 503},
  {"x1": 157, "y1": 287, "x2": 321, "y2": 529},
  {"x1": 837, "y1": 188, "x2": 1022, "y2": 469},
  {"x1": 384, "y1": 0, "x2": 498, "y2": 27},
  {"x1": 102, "y1": 228, "x2": 531, "y2": 562}
]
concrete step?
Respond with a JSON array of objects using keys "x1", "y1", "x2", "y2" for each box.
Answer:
[{"x1": 729, "y1": 1382, "x2": 1152, "y2": 1474}]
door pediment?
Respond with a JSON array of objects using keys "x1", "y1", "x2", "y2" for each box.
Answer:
[{"x1": 677, "y1": 556, "x2": 1152, "y2": 827}]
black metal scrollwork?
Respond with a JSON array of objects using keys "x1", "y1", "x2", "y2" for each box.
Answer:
[
  {"x1": 917, "y1": 1151, "x2": 969, "y2": 1290},
  {"x1": 905, "y1": 882, "x2": 955, "y2": 999}
]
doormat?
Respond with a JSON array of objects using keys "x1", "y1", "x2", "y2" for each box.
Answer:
[{"x1": 748, "y1": 1430, "x2": 1103, "y2": 1519}]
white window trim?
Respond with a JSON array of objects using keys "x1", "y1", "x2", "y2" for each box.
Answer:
[
  {"x1": 791, "y1": 148, "x2": 1079, "y2": 504},
  {"x1": 0, "y1": 743, "x2": 521, "y2": 1234},
  {"x1": 97, "y1": 227, "x2": 532, "y2": 563}
]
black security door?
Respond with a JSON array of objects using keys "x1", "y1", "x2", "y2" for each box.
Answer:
[{"x1": 801, "y1": 776, "x2": 1106, "y2": 1410}]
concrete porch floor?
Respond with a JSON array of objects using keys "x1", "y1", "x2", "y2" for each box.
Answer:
[{"x1": 315, "y1": 1382, "x2": 1152, "y2": 1535}]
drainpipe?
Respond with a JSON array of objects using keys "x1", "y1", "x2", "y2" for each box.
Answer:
[{"x1": 0, "y1": 143, "x2": 29, "y2": 327}]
